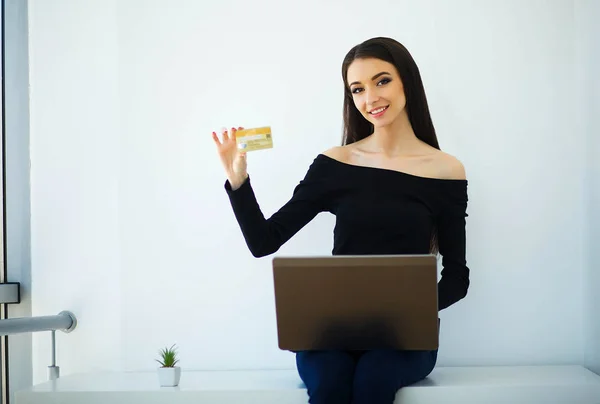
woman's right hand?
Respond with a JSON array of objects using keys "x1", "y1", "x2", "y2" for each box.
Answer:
[{"x1": 212, "y1": 127, "x2": 248, "y2": 190}]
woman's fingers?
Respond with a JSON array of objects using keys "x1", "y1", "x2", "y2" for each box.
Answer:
[
  {"x1": 211, "y1": 131, "x2": 221, "y2": 146},
  {"x1": 212, "y1": 126, "x2": 244, "y2": 146},
  {"x1": 221, "y1": 127, "x2": 229, "y2": 142}
]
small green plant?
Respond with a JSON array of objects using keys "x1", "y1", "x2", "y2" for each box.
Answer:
[{"x1": 156, "y1": 344, "x2": 179, "y2": 368}]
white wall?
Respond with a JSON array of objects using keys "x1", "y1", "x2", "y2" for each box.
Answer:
[
  {"x1": 4, "y1": 0, "x2": 34, "y2": 402},
  {"x1": 27, "y1": 0, "x2": 589, "y2": 384},
  {"x1": 28, "y1": 0, "x2": 122, "y2": 384},
  {"x1": 578, "y1": 0, "x2": 600, "y2": 375}
]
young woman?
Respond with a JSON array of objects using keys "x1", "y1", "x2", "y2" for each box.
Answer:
[{"x1": 212, "y1": 36, "x2": 470, "y2": 404}]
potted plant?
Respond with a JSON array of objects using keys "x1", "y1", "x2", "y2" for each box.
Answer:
[{"x1": 156, "y1": 344, "x2": 181, "y2": 387}]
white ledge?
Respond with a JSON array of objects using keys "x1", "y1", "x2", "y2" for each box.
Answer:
[{"x1": 15, "y1": 365, "x2": 600, "y2": 404}]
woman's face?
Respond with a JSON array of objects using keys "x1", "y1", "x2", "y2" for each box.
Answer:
[{"x1": 346, "y1": 57, "x2": 406, "y2": 128}]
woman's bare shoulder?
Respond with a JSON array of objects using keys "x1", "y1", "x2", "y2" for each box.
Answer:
[
  {"x1": 433, "y1": 150, "x2": 467, "y2": 180},
  {"x1": 321, "y1": 145, "x2": 353, "y2": 162}
]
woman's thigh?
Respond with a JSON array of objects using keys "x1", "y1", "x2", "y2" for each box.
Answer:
[
  {"x1": 295, "y1": 350, "x2": 356, "y2": 404},
  {"x1": 353, "y1": 349, "x2": 438, "y2": 403}
]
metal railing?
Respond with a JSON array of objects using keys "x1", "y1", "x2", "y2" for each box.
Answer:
[
  {"x1": 0, "y1": 311, "x2": 76, "y2": 335},
  {"x1": 0, "y1": 311, "x2": 77, "y2": 380}
]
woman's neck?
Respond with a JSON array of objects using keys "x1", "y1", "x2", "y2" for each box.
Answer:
[{"x1": 367, "y1": 112, "x2": 423, "y2": 157}]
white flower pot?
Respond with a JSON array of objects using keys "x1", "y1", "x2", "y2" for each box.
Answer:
[{"x1": 157, "y1": 366, "x2": 181, "y2": 387}]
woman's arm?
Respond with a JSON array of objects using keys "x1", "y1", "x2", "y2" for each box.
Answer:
[
  {"x1": 225, "y1": 158, "x2": 329, "y2": 257},
  {"x1": 436, "y1": 161, "x2": 470, "y2": 311}
]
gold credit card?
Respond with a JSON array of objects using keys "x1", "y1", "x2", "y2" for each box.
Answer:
[{"x1": 235, "y1": 126, "x2": 273, "y2": 152}]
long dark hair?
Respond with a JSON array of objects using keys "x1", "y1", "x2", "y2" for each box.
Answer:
[
  {"x1": 341, "y1": 37, "x2": 440, "y2": 150},
  {"x1": 341, "y1": 37, "x2": 441, "y2": 253}
]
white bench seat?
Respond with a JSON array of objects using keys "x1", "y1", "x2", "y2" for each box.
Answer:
[{"x1": 15, "y1": 365, "x2": 600, "y2": 404}]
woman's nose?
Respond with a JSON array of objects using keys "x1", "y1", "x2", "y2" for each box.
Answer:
[{"x1": 365, "y1": 89, "x2": 380, "y2": 105}]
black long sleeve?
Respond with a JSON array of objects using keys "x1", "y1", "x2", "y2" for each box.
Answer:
[
  {"x1": 436, "y1": 181, "x2": 470, "y2": 310},
  {"x1": 225, "y1": 154, "x2": 470, "y2": 311},
  {"x1": 225, "y1": 158, "x2": 329, "y2": 257}
]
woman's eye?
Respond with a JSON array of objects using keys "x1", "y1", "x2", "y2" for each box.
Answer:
[{"x1": 351, "y1": 78, "x2": 390, "y2": 94}]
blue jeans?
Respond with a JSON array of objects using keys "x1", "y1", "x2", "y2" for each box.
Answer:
[{"x1": 295, "y1": 349, "x2": 438, "y2": 404}]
